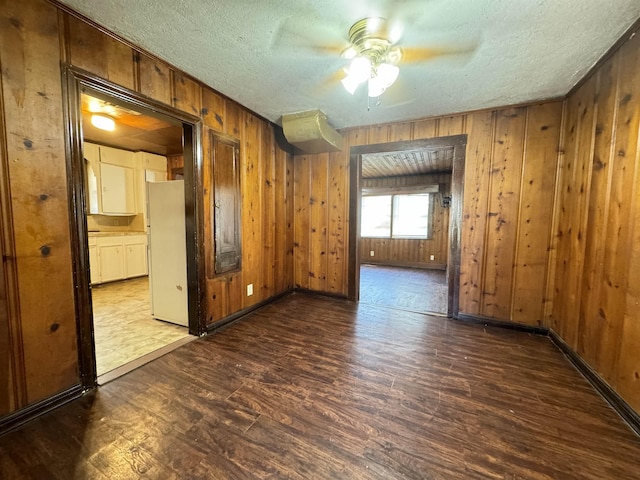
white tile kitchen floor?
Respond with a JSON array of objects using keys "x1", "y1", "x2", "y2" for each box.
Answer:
[{"x1": 92, "y1": 276, "x2": 190, "y2": 377}]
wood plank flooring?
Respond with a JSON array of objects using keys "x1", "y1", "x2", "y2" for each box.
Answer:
[
  {"x1": 1, "y1": 293, "x2": 640, "y2": 479},
  {"x1": 93, "y1": 277, "x2": 190, "y2": 375},
  {"x1": 360, "y1": 264, "x2": 448, "y2": 314}
]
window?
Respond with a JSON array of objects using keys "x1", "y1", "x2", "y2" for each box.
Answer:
[
  {"x1": 361, "y1": 195, "x2": 391, "y2": 237},
  {"x1": 361, "y1": 193, "x2": 431, "y2": 239}
]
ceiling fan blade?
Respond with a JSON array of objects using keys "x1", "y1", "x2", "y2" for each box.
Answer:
[
  {"x1": 272, "y1": 15, "x2": 347, "y2": 57},
  {"x1": 312, "y1": 68, "x2": 348, "y2": 97},
  {"x1": 401, "y1": 41, "x2": 478, "y2": 65}
]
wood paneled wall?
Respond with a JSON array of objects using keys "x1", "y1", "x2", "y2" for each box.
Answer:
[
  {"x1": 550, "y1": 27, "x2": 640, "y2": 412},
  {"x1": 360, "y1": 173, "x2": 451, "y2": 268},
  {"x1": 0, "y1": 0, "x2": 293, "y2": 418},
  {"x1": 4, "y1": 0, "x2": 637, "y2": 426},
  {"x1": 294, "y1": 102, "x2": 563, "y2": 327}
]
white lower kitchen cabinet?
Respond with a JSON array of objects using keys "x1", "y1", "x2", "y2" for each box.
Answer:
[
  {"x1": 97, "y1": 238, "x2": 125, "y2": 283},
  {"x1": 89, "y1": 234, "x2": 148, "y2": 284},
  {"x1": 124, "y1": 235, "x2": 148, "y2": 278},
  {"x1": 88, "y1": 238, "x2": 98, "y2": 285}
]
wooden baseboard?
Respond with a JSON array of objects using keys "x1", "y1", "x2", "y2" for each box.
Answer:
[
  {"x1": 0, "y1": 384, "x2": 84, "y2": 437},
  {"x1": 456, "y1": 312, "x2": 549, "y2": 335},
  {"x1": 292, "y1": 288, "x2": 349, "y2": 300},
  {"x1": 549, "y1": 329, "x2": 640, "y2": 437},
  {"x1": 206, "y1": 290, "x2": 293, "y2": 333}
]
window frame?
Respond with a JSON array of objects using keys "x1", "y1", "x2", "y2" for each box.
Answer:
[{"x1": 360, "y1": 187, "x2": 437, "y2": 240}]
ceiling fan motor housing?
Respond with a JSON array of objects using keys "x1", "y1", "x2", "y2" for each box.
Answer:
[{"x1": 346, "y1": 17, "x2": 402, "y2": 66}]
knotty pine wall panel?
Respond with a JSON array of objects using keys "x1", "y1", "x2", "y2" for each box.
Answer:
[
  {"x1": 326, "y1": 151, "x2": 349, "y2": 294},
  {"x1": 274, "y1": 144, "x2": 293, "y2": 295},
  {"x1": 459, "y1": 111, "x2": 494, "y2": 314},
  {"x1": 551, "y1": 27, "x2": 640, "y2": 412},
  {"x1": 308, "y1": 153, "x2": 329, "y2": 292},
  {"x1": 66, "y1": 15, "x2": 135, "y2": 91},
  {"x1": 171, "y1": 71, "x2": 202, "y2": 118},
  {"x1": 0, "y1": 0, "x2": 294, "y2": 418},
  {"x1": 0, "y1": 0, "x2": 78, "y2": 406},
  {"x1": 294, "y1": 103, "x2": 562, "y2": 327},
  {"x1": 360, "y1": 173, "x2": 451, "y2": 268},
  {"x1": 240, "y1": 113, "x2": 263, "y2": 306},
  {"x1": 201, "y1": 89, "x2": 226, "y2": 132},
  {"x1": 481, "y1": 108, "x2": 527, "y2": 320},
  {"x1": 262, "y1": 123, "x2": 276, "y2": 298},
  {"x1": 512, "y1": 102, "x2": 563, "y2": 324},
  {"x1": 293, "y1": 155, "x2": 311, "y2": 290},
  {"x1": 577, "y1": 56, "x2": 618, "y2": 367},
  {"x1": 204, "y1": 109, "x2": 293, "y2": 321},
  {"x1": 136, "y1": 52, "x2": 172, "y2": 106}
]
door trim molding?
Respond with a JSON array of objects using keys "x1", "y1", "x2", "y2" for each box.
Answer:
[
  {"x1": 61, "y1": 65, "x2": 205, "y2": 391},
  {"x1": 347, "y1": 135, "x2": 467, "y2": 318}
]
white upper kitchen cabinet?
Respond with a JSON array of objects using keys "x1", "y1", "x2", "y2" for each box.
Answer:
[
  {"x1": 100, "y1": 163, "x2": 135, "y2": 215},
  {"x1": 84, "y1": 142, "x2": 101, "y2": 214},
  {"x1": 99, "y1": 145, "x2": 134, "y2": 167},
  {"x1": 83, "y1": 142, "x2": 136, "y2": 216}
]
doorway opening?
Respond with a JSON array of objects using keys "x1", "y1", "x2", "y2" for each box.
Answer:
[
  {"x1": 348, "y1": 136, "x2": 466, "y2": 318},
  {"x1": 62, "y1": 67, "x2": 203, "y2": 390}
]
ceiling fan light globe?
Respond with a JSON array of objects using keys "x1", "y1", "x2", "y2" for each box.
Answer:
[
  {"x1": 377, "y1": 63, "x2": 399, "y2": 87},
  {"x1": 349, "y1": 56, "x2": 372, "y2": 83},
  {"x1": 341, "y1": 75, "x2": 361, "y2": 95},
  {"x1": 367, "y1": 76, "x2": 387, "y2": 97}
]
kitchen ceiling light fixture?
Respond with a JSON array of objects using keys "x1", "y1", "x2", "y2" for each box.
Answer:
[
  {"x1": 340, "y1": 17, "x2": 402, "y2": 98},
  {"x1": 90, "y1": 113, "x2": 116, "y2": 131}
]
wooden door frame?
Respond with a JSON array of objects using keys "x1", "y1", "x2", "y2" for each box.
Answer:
[
  {"x1": 348, "y1": 135, "x2": 467, "y2": 317},
  {"x1": 61, "y1": 65, "x2": 205, "y2": 390}
]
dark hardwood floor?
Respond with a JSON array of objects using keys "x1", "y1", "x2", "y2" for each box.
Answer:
[
  {"x1": 360, "y1": 264, "x2": 448, "y2": 314},
  {"x1": 1, "y1": 293, "x2": 640, "y2": 479}
]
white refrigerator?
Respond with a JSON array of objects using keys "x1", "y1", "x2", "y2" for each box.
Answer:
[{"x1": 147, "y1": 180, "x2": 189, "y2": 327}]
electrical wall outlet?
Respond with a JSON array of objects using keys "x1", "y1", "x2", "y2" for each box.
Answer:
[
  {"x1": 430, "y1": 255, "x2": 435, "y2": 261},
  {"x1": 247, "y1": 283, "x2": 253, "y2": 296},
  {"x1": 370, "y1": 250, "x2": 375, "y2": 257}
]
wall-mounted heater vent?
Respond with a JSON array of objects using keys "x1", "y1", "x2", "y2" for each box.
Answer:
[{"x1": 281, "y1": 109, "x2": 343, "y2": 154}]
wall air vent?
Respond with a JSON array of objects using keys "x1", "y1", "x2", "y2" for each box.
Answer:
[{"x1": 281, "y1": 109, "x2": 343, "y2": 154}]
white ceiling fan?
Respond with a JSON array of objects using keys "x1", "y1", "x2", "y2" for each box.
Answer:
[{"x1": 273, "y1": 9, "x2": 479, "y2": 107}]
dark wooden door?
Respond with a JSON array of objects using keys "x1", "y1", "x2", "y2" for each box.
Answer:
[{"x1": 212, "y1": 133, "x2": 241, "y2": 274}]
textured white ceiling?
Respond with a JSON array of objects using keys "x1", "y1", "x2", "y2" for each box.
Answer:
[{"x1": 58, "y1": 0, "x2": 640, "y2": 130}]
